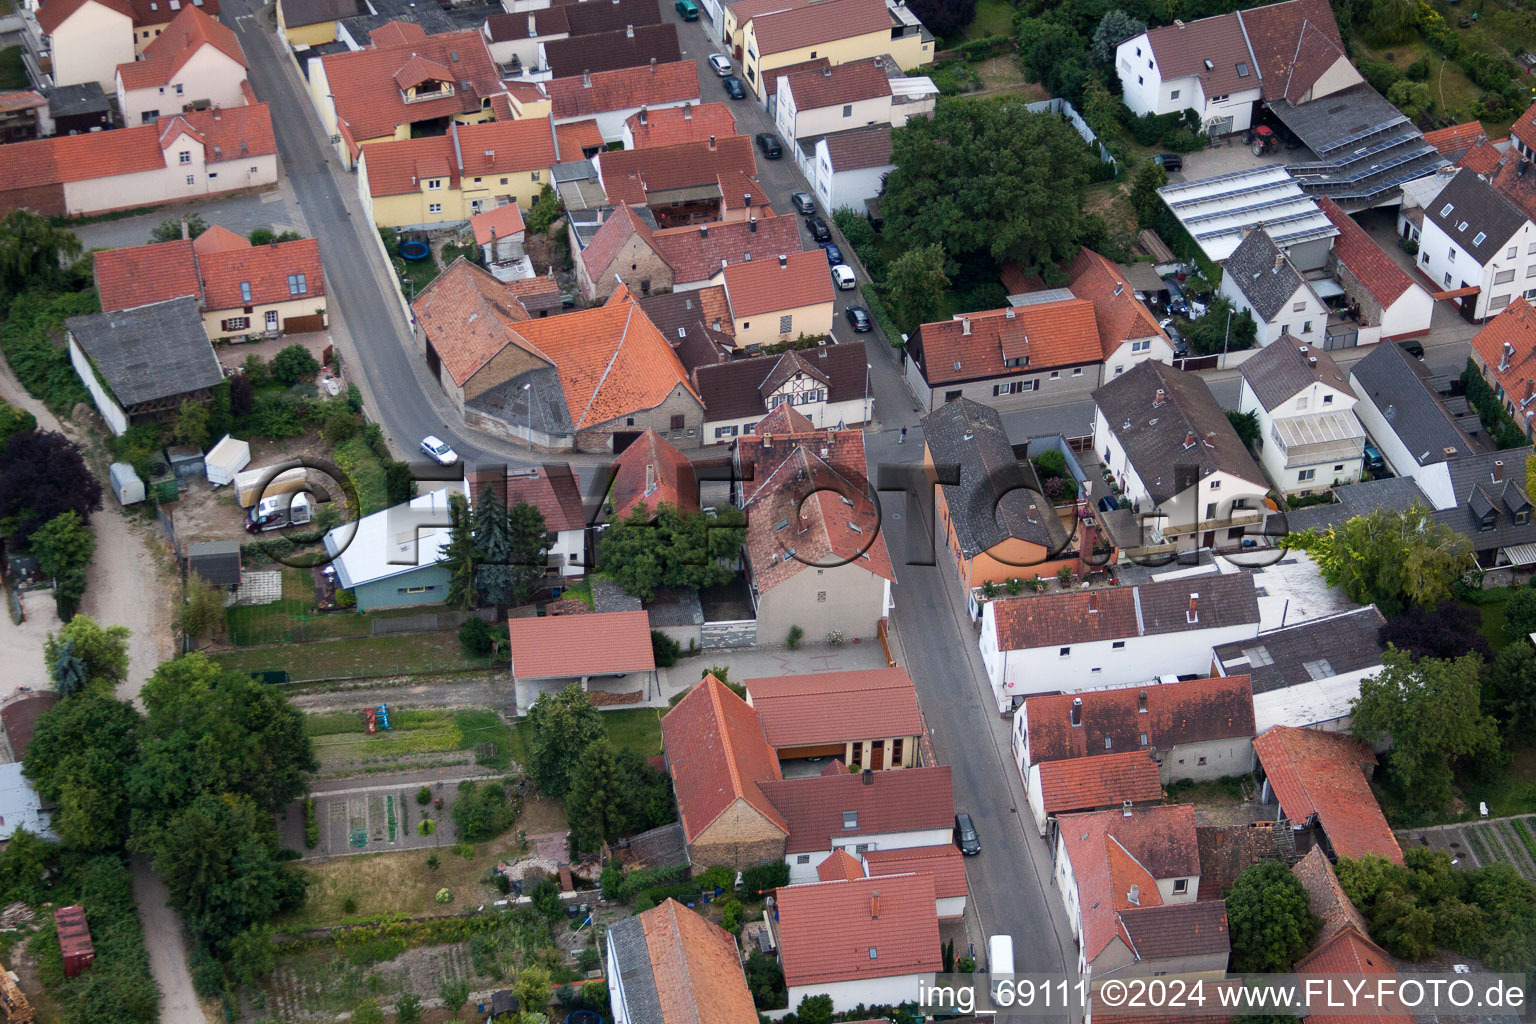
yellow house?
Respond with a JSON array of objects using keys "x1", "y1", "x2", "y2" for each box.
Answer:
[
  {"x1": 741, "y1": 0, "x2": 932, "y2": 100},
  {"x1": 276, "y1": 0, "x2": 361, "y2": 48},
  {"x1": 713, "y1": 250, "x2": 834, "y2": 349},
  {"x1": 358, "y1": 118, "x2": 558, "y2": 230}
]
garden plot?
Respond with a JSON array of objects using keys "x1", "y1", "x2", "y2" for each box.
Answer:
[
  {"x1": 309, "y1": 783, "x2": 461, "y2": 857},
  {"x1": 1398, "y1": 816, "x2": 1536, "y2": 879},
  {"x1": 304, "y1": 708, "x2": 514, "y2": 779}
]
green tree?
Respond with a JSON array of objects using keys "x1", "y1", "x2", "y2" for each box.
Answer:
[
  {"x1": 442, "y1": 493, "x2": 481, "y2": 610},
  {"x1": 150, "y1": 214, "x2": 207, "y2": 243},
  {"x1": 1503, "y1": 586, "x2": 1536, "y2": 641},
  {"x1": 1352, "y1": 649, "x2": 1500, "y2": 810},
  {"x1": 598, "y1": 503, "x2": 745, "y2": 601},
  {"x1": 175, "y1": 572, "x2": 227, "y2": 640},
  {"x1": 451, "y1": 779, "x2": 519, "y2": 842},
  {"x1": 1130, "y1": 160, "x2": 1169, "y2": 229},
  {"x1": 351, "y1": 1002, "x2": 384, "y2": 1024},
  {"x1": 513, "y1": 965, "x2": 552, "y2": 1013},
  {"x1": 744, "y1": 950, "x2": 786, "y2": 1009},
  {"x1": 472, "y1": 481, "x2": 515, "y2": 608},
  {"x1": 394, "y1": 993, "x2": 423, "y2": 1024},
  {"x1": 248, "y1": 227, "x2": 303, "y2": 246},
  {"x1": 23, "y1": 689, "x2": 140, "y2": 850},
  {"x1": 1015, "y1": 17, "x2": 1090, "y2": 103},
  {"x1": 270, "y1": 344, "x2": 320, "y2": 385},
  {"x1": 795, "y1": 993, "x2": 835, "y2": 1024},
  {"x1": 1386, "y1": 79, "x2": 1433, "y2": 121},
  {"x1": 43, "y1": 615, "x2": 128, "y2": 692},
  {"x1": 0, "y1": 209, "x2": 82, "y2": 295},
  {"x1": 507, "y1": 500, "x2": 552, "y2": 604},
  {"x1": 225, "y1": 925, "x2": 277, "y2": 987},
  {"x1": 172, "y1": 398, "x2": 210, "y2": 449},
  {"x1": 0, "y1": 429, "x2": 103, "y2": 543},
  {"x1": 458, "y1": 615, "x2": 496, "y2": 656},
  {"x1": 882, "y1": 99, "x2": 1091, "y2": 280},
  {"x1": 1304, "y1": 505, "x2": 1473, "y2": 615},
  {"x1": 30, "y1": 510, "x2": 94, "y2": 618},
  {"x1": 525, "y1": 683, "x2": 605, "y2": 797},
  {"x1": 1090, "y1": 8, "x2": 1147, "y2": 63},
  {"x1": 1080, "y1": 74, "x2": 1121, "y2": 144},
  {"x1": 565, "y1": 740, "x2": 630, "y2": 852},
  {"x1": 1184, "y1": 295, "x2": 1258, "y2": 355},
  {"x1": 1482, "y1": 641, "x2": 1536, "y2": 735},
  {"x1": 883, "y1": 243, "x2": 950, "y2": 336},
  {"x1": 0, "y1": 399, "x2": 35, "y2": 442},
  {"x1": 385, "y1": 460, "x2": 416, "y2": 504},
  {"x1": 438, "y1": 976, "x2": 471, "y2": 1018},
  {"x1": 1225, "y1": 860, "x2": 1321, "y2": 972},
  {"x1": 1226, "y1": 409, "x2": 1261, "y2": 450}
]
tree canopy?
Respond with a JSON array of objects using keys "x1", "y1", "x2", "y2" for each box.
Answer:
[
  {"x1": 30, "y1": 510, "x2": 95, "y2": 617},
  {"x1": 442, "y1": 493, "x2": 481, "y2": 610},
  {"x1": 1225, "y1": 860, "x2": 1321, "y2": 972},
  {"x1": 881, "y1": 99, "x2": 1092, "y2": 280},
  {"x1": 1351, "y1": 649, "x2": 1500, "y2": 811},
  {"x1": 23, "y1": 689, "x2": 141, "y2": 850},
  {"x1": 0, "y1": 430, "x2": 103, "y2": 541},
  {"x1": 883, "y1": 243, "x2": 950, "y2": 336},
  {"x1": 524, "y1": 683, "x2": 606, "y2": 797},
  {"x1": 1377, "y1": 600, "x2": 1491, "y2": 662},
  {"x1": 565, "y1": 739, "x2": 676, "y2": 854},
  {"x1": 473, "y1": 482, "x2": 550, "y2": 609},
  {"x1": 598, "y1": 502, "x2": 744, "y2": 602},
  {"x1": 1482, "y1": 641, "x2": 1536, "y2": 737},
  {"x1": 0, "y1": 210, "x2": 82, "y2": 296},
  {"x1": 1091, "y1": 9, "x2": 1147, "y2": 63},
  {"x1": 44, "y1": 615, "x2": 129, "y2": 693},
  {"x1": 903, "y1": 0, "x2": 976, "y2": 37},
  {"x1": 1295, "y1": 505, "x2": 1473, "y2": 616},
  {"x1": 1184, "y1": 295, "x2": 1257, "y2": 354}
]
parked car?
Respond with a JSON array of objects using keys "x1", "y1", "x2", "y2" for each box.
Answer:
[
  {"x1": 1398, "y1": 338, "x2": 1425, "y2": 359},
  {"x1": 791, "y1": 191, "x2": 816, "y2": 214},
  {"x1": 806, "y1": 216, "x2": 831, "y2": 242},
  {"x1": 824, "y1": 242, "x2": 844, "y2": 265},
  {"x1": 1097, "y1": 494, "x2": 1121, "y2": 514},
  {"x1": 420, "y1": 435, "x2": 458, "y2": 465},
  {"x1": 721, "y1": 75, "x2": 746, "y2": 99},
  {"x1": 708, "y1": 53, "x2": 732, "y2": 75},
  {"x1": 1164, "y1": 277, "x2": 1190, "y2": 317},
  {"x1": 1364, "y1": 443, "x2": 1386, "y2": 474},
  {"x1": 832, "y1": 264, "x2": 856, "y2": 290},
  {"x1": 674, "y1": 0, "x2": 699, "y2": 18},
  {"x1": 955, "y1": 812, "x2": 981, "y2": 855},
  {"x1": 1152, "y1": 153, "x2": 1183, "y2": 172},
  {"x1": 1158, "y1": 317, "x2": 1189, "y2": 357},
  {"x1": 845, "y1": 306, "x2": 872, "y2": 332},
  {"x1": 755, "y1": 132, "x2": 782, "y2": 159}
]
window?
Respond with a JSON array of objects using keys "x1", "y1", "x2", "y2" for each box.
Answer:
[
  {"x1": 816, "y1": 591, "x2": 827, "y2": 602},
  {"x1": 1422, "y1": 251, "x2": 1430, "y2": 265},
  {"x1": 779, "y1": 314, "x2": 793, "y2": 334},
  {"x1": 1059, "y1": 646, "x2": 1071, "y2": 657},
  {"x1": 531, "y1": 170, "x2": 540, "y2": 182},
  {"x1": 1527, "y1": 241, "x2": 1536, "y2": 255},
  {"x1": 1509, "y1": 245, "x2": 1519, "y2": 259},
  {"x1": 174, "y1": 83, "x2": 182, "y2": 95},
  {"x1": 742, "y1": 322, "x2": 749, "y2": 330},
  {"x1": 222, "y1": 317, "x2": 249, "y2": 331},
  {"x1": 1293, "y1": 301, "x2": 1306, "y2": 312},
  {"x1": 1441, "y1": 203, "x2": 1454, "y2": 217},
  {"x1": 265, "y1": 310, "x2": 278, "y2": 328},
  {"x1": 891, "y1": 738, "x2": 903, "y2": 763},
  {"x1": 1112, "y1": 640, "x2": 1126, "y2": 649},
  {"x1": 1170, "y1": 89, "x2": 1180, "y2": 99},
  {"x1": 1206, "y1": 502, "x2": 1217, "y2": 519},
  {"x1": 1296, "y1": 396, "x2": 1309, "y2": 410},
  {"x1": 399, "y1": 585, "x2": 432, "y2": 594},
  {"x1": 1496, "y1": 268, "x2": 1517, "y2": 285},
  {"x1": 1104, "y1": 737, "x2": 1113, "y2": 749},
  {"x1": 1297, "y1": 468, "x2": 1316, "y2": 482},
  {"x1": 287, "y1": 273, "x2": 307, "y2": 296},
  {"x1": 1333, "y1": 464, "x2": 1344, "y2": 472},
  {"x1": 1526, "y1": 266, "x2": 1536, "y2": 278},
  {"x1": 796, "y1": 854, "x2": 810, "y2": 864},
  {"x1": 1073, "y1": 367, "x2": 1083, "y2": 376},
  {"x1": 426, "y1": 179, "x2": 442, "y2": 190},
  {"x1": 670, "y1": 414, "x2": 685, "y2": 431},
  {"x1": 1173, "y1": 878, "x2": 1189, "y2": 894},
  {"x1": 1323, "y1": 394, "x2": 1333, "y2": 404},
  {"x1": 809, "y1": 51, "x2": 816, "y2": 57},
  {"x1": 1209, "y1": 479, "x2": 1221, "y2": 490},
  {"x1": 429, "y1": 203, "x2": 442, "y2": 214},
  {"x1": 239, "y1": 281, "x2": 252, "y2": 303},
  {"x1": 1302, "y1": 320, "x2": 1313, "y2": 333},
  {"x1": 945, "y1": 389, "x2": 962, "y2": 402},
  {"x1": 842, "y1": 104, "x2": 852, "y2": 116},
  {"x1": 1492, "y1": 294, "x2": 1512, "y2": 310},
  {"x1": 178, "y1": 150, "x2": 191, "y2": 164},
  {"x1": 714, "y1": 425, "x2": 737, "y2": 438},
  {"x1": 1197, "y1": 756, "x2": 1208, "y2": 766},
  {"x1": 250, "y1": 166, "x2": 259, "y2": 173},
  {"x1": 1131, "y1": 339, "x2": 1151, "y2": 352},
  {"x1": 500, "y1": 177, "x2": 508, "y2": 185},
  {"x1": 185, "y1": 175, "x2": 195, "y2": 185},
  {"x1": 1138, "y1": 75, "x2": 1144, "y2": 85},
  {"x1": 1479, "y1": 513, "x2": 1496, "y2": 532},
  {"x1": 1474, "y1": 231, "x2": 1488, "y2": 246},
  {"x1": 1518, "y1": 510, "x2": 1531, "y2": 524},
  {"x1": 1139, "y1": 732, "x2": 1148, "y2": 746},
  {"x1": 1445, "y1": 272, "x2": 1453, "y2": 286},
  {"x1": 993, "y1": 380, "x2": 1036, "y2": 395},
  {"x1": 842, "y1": 811, "x2": 858, "y2": 829}
]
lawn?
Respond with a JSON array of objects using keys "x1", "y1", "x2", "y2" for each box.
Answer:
[
  {"x1": 1356, "y1": 40, "x2": 1500, "y2": 131},
  {"x1": 225, "y1": 567, "x2": 446, "y2": 646},
  {"x1": 1458, "y1": 745, "x2": 1536, "y2": 820},
  {"x1": 504, "y1": 706, "x2": 663, "y2": 766},
  {"x1": 212, "y1": 631, "x2": 500, "y2": 682},
  {"x1": 939, "y1": 0, "x2": 1014, "y2": 47},
  {"x1": 305, "y1": 708, "x2": 518, "y2": 772}
]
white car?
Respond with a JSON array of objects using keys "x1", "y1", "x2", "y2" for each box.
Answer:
[
  {"x1": 832, "y1": 264, "x2": 857, "y2": 290},
  {"x1": 419, "y1": 435, "x2": 458, "y2": 465},
  {"x1": 708, "y1": 54, "x2": 732, "y2": 76}
]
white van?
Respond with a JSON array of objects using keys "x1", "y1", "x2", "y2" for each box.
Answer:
[{"x1": 988, "y1": 934, "x2": 1014, "y2": 1004}]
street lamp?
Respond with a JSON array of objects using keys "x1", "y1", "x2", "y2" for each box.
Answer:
[
  {"x1": 863, "y1": 362, "x2": 872, "y2": 427},
  {"x1": 1221, "y1": 305, "x2": 1234, "y2": 365},
  {"x1": 522, "y1": 382, "x2": 532, "y2": 448}
]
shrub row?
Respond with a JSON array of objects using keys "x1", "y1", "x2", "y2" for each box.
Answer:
[{"x1": 1461, "y1": 358, "x2": 1530, "y2": 449}]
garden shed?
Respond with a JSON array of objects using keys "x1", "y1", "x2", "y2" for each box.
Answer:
[
  {"x1": 165, "y1": 445, "x2": 205, "y2": 482},
  {"x1": 205, "y1": 434, "x2": 251, "y2": 486},
  {"x1": 186, "y1": 540, "x2": 242, "y2": 590},
  {"x1": 507, "y1": 610, "x2": 658, "y2": 712},
  {"x1": 109, "y1": 462, "x2": 144, "y2": 506}
]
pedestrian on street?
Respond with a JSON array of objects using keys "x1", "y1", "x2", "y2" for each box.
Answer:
[{"x1": 900, "y1": 426, "x2": 907, "y2": 444}]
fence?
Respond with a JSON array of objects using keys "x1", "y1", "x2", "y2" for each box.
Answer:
[{"x1": 1025, "y1": 97, "x2": 1117, "y2": 172}]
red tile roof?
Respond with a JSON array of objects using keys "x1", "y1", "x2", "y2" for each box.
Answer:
[
  {"x1": 1510, "y1": 98, "x2": 1536, "y2": 156},
  {"x1": 1067, "y1": 247, "x2": 1167, "y2": 356},
  {"x1": 369, "y1": 19, "x2": 426, "y2": 47},
  {"x1": 760, "y1": 765, "x2": 953, "y2": 854},
  {"x1": 1470, "y1": 295, "x2": 1536, "y2": 415},
  {"x1": 547, "y1": 61, "x2": 700, "y2": 120},
  {"x1": 764, "y1": 56, "x2": 829, "y2": 98},
  {"x1": 1251, "y1": 726, "x2": 1402, "y2": 863},
  {"x1": 579, "y1": 205, "x2": 659, "y2": 285},
  {"x1": 471, "y1": 203, "x2": 526, "y2": 246},
  {"x1": 507, "y1": 609, "x2": 655, "y2": 678},
  {"x1": 735, "y1": 417, "x2": 865, "y2": 499},
  {"x1": 555, "y1": 118, "x2": 604, "y2": 159},
  {"x1": 466, "y1": 465, "x2": 585, "y2": 533},
  {"x1": 197, "y1": 237, "x2": 322, "y2": 310},
  {"x1": 774, "y1": 875, "x2": 941, "y2": 986},
  {"x1": 779, "y1": 58, "x2": 891, "y2": 110},
  {"x1": 1239, "y1": 0, "x2": 1345, "y2": 101},
  {"x1": 822, "y1": 125, "x2": 892, "y2": 172},
  {"x1": 634, "y1": 900, "x2": 759, "y2": 1024},
  {"x1": 1457, "y1": 137, "x2": 1504, "y2": 175},
  {"x1": 1037, "y1": 751, "x2": 1163, "y2": 813},
  {"x1": 861, "y1": 844, "x2": 968, "y2": 900},
  {"x1": 1056, "y1": 804, "x2": 1199, "y2": 960},
  {"x1": 412, "y1": 259, "x2": 540, "y2": 387},
  {"x1": 991, "y1": 572, "x2": 1260, "y2": 651},
  {"x1": 608, "y1": 428, "x2": 698, "y2": 521},
  {"x1": 38, "y1": 0, "x2": 132, "y2": 34},
  {"x1": 1316, "y1": 196, "x2": 1418, "y2": 310},
  {"x1": 1022, "y1": 676, "x2": 1256, "y2": 765},
  {"x1": 744, "y1": 667, "x2": 922, "y2": 748},
  {"x1": 916, "y1": 301, "x2": 1102, "y2": 385},
  {"x1": 1424, "y1": 121, "x2": 1487, "y2": 157},
  {"x1": 650, "y1": 213, "x2": 802, "y2": 285},
  {"x1": 661, "y1": 674, "x2": 788, "y2": 842},
  {"x1": 1141, "y1": 11, "x2": 1255, "y2": 106},
  {"x1": 119, "y1": 4, "x2": 245, "y2": 91},
  {"x1": 597, "y1": 135, "x2": 756, "y2": 206},
  {"x1": 720, "y1": 249, "x2": 831, "y2": 318},
  {"x1": 320, "y1": 31, "x2": 502, "y2": 152},
  {"x1": 0, "y1": 91, "x2": 46, "y2": 113},
  {"x1": 1279, "y1": 19, "x2": 1348, "y2": 104},
  {"x1": 1297, "y1": 927, "x2": 1414, "y2": 1024},
  {"x1": 749, "y1": 0, "x2": 888, "y2": 55},
  {"x1": 362, "y1": 118, "x2": 559, "y2": 196},
  {"x1": 626, "y1": 102, "x2": 737, "y2": 148},
  {"x1": 93, "y1": 239, "x2": 202, "y2": 312},
  {"x1": 718, "y1": 170, "x2": 771, "y2": 213},
  {"x1": 817, "y1": 848, "x2": 864, "y2": 882},
  {"x1": 191, "y1": 224, "x2": 249, "y2": 254}
]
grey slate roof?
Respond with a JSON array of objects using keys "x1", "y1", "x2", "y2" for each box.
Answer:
[
  {"x1": 1283, "y1": 475, "x2": 1430, "y2": 533},
  {"x1": 66, "y1": 296, "x2": 222, "y2": 408},
  {"x1": 187, "y1": 540, "x2": 241, "y2": 588},
  {"x1": 592, "y1": 577, "x2": 643, "y2": 612},
  {"x1": 1348, "y1": 341, "x2": 1473, "y2": 468},
  {"x1": 1239, "y1": 334, "x2": 1355, "y2": 412},
  {"x1": 607, "y1": 915, "x2": 663, "y2": 1024},
  {"x1": 280, "y1": 0, "x2": 363, "y2": 28},
  {"x1": 1092, "y1": 360, "x2": 1266, "y2": 503},
  {"x1": 466, "y1": 366, "x2": 574, "y2": 435},
  {"x1": 1224, "y1": 229, "x2": 1310, "y2": 323},
  {"x1": 1433, "y1": 448, "x2": 1536, "y2": 555},
  {"x1": 921, "y1": 398, "x2": 1068, "y2": 558},
  {"x1": 339, "y1": 8, "x2": 458, "y2": 40},
  {"x1": 1211, "y1": 606, "x2": 1387, "y2": 694},
  {"x1": 1424, "y1": 167, "x2": 1529, "y2": 266},
  {"x1": 45, "y1": 82, "x2": 110, "y2": 118}
]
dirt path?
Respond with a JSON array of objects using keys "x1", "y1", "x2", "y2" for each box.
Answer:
[
  {"x1": 78, "y1": 511, "x2": 177, "y2": 705},
  {"x1": 132, "y1": 856, "x2": 205, "y2": 1024},
  {"x1": 284, "y1": 673, "x2": 508, "y2": 713}
]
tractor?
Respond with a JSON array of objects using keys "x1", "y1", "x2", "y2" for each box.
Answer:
[{"x1": 1246, "y1": 125, "x2": 1279, "y2": 156}]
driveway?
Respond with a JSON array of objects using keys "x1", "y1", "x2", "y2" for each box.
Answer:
[
  {"x1": 133, "y1": 855, "x2": 205, "y2": 1024},
  {"x1": 70, "y1": 187, "x2": 304, "y2": 252}
]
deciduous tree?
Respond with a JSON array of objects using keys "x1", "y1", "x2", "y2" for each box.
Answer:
[
  {"x1": 176, "y1": 572, "x2": 228, "y2": 640},
  {"x1": 1303, "y1": 505, "x2": 1473, "y2": 615},
  {"x1": 30, "y1": 510, "x2": 95, "y2": 617},
  {"x1": 1130, "y1": 160, "x2": 1168, "y2": 229},
  {"x1": 1352, "y1": 649, "x2": 1500, "y2": 810},
  {"x1": 1225, "y1": 410, "x2": 1260, "y2": 451},
  {"x1": 1378, "y1": 601, "x2": 1491, "y2": 662},
  {"x1": 150, "y1": 214, "x2": 206, "y2": 243},
  {"x1": 23, "y1": 689, "x2": 140, "y2": 850},
  {"x1": 598, "y1": 503, "x2": 744, "y2": 601},
  {"x1": 1184, "y1": 296, "x2": 1257, "y2": 354},
  {"x1": 1502, "y1": 586, "x2": 1536, "y2": 642},
  {"x1": 903, "y1": 0, "x2": 975, "y2": 38},
  {"x1": 882, "y1": 243, "x2": 950, "y2": 336},
  {"x1": 43, "y1": 615, "x2": 129, "y2": 692},
  {"x1": 1225, "y1": 860, "x2": 1321, "y2": 972},
  {"x1": 0, "y1": 209, "x2": 82, "y2": 295},
  {"x1": 0, "y1": 429, "x2": 103, "y2": 541},
  {"x1": 1482, "y1": 641, "x2": 1536, "y2": 735},
  {"x1": 270, "y1": 344, "x2": 319, "y2": 386},
  {"x1": 525, "y1": 683, "x2": 605, "y2": 797}
]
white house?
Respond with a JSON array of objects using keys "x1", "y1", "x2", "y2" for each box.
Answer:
[
  {"x1": 322, "y1": 483, "x2": 469, "y2": 611},
  {"x1": 114, "y1": 5, "x2": 247, "y2": 126},
  {"x1": 860, "y1": 845, "x2": 968, "y2": 920},
  {"x1": 1348, "y1": 339, "x2": 1474, "y2": 485},
  {"x1": 36, "y1": 0, "x2": 136, "y2": 90},
  {"x1": 1114, "y1": 12, "x2": 1262, "y2": 135},
  {"x1": 1318, "y1": 196, "x2": 1434, "y2": 343},
  {"x1": 1238, "y1": 335, "x2": 1366, "y2": 495},
  {"x1": 1417, "y1": 166, "x2": 1536, "y2": 322},
  {"x1": 1022, "y1": 750, "x2": 1164, "y2": 838},
  {"x1": 606, "y1": 900, "x2": 758, "y2": 1024},
  {"x1": 774, "y1": 874, "x2": 942, "y2": 1014},
  {"x1": 1066, "y1": 247, "x2": 1177, "y2": 380},
  {"x1": 1220, "y1": 229, "x2": 1330, "y2": 349},
  {"x1": 1092, "y1": 360, "x2": 1270, "y2": 551},
  {"x1": 977, "y1": 572, "x2": 1261, "y2": 712},
  {"x1": 467, "y1": 465, "x2": 588, "y2": 580},
  {"x1": 796, "y1": 125, "x2": 892, "y2": 217},
  {"x1": 773, "y1": 58, "x2": 894, "y2": 141}
]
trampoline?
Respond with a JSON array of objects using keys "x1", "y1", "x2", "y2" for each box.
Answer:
[{"x1": 399, "y1": 240, "x2": 430, "y2": 261}]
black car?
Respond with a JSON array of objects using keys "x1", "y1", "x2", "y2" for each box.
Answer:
[
  {"x1": 1153, "y1": 152, "x2": 1183, "y2": 172},
  {"x1": 845, "y1": 306, "x2": 871, "y2": 332},
  {"x1": 1398, "y1": 338, "x2": 1425, "y2": 359},
  {"x1": 807, "y1": 216, "x2": 831, "y2": 243},
  {"x1": 955, "y1": 812, "x2": 980, "y2": 856},
  {"x1": 791, "y1": 191, "x2": 816, "y2": 214},
  {"x1": 755, "y1": 132, "x2": 782, "y2": 159},
  {"x1": 721, "y1": 75, "x2": 746, "y2": 100}
]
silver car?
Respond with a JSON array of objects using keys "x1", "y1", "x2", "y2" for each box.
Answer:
[{"x1": 419, "y1": 435, "x2": 458, "y2": 465}]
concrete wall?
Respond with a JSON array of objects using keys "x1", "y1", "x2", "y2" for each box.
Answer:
[
  {"x1": 1160, "y1": 736, "x2": 1254, "y2": 784},
  {"x1": 574, "y1": 384, "x2": 707, "y2": 452},
  {"x1": 743, "y1": 24, "x2": 900, "y2": 100},
  {"x1": 814, "y1": 150, "x2": 889, "y2": 213},
  {"x1": 1103, "y1": 335, "x2": 1176, "y2": 382},
  {"x1": 787, "y1": 974, "x2": 934, "y2": 1016},
  {"x1": 364, "y1": 167, "x2": 548, "y2": 230},
  {"x1": 552, "y1": 527, "x2": 586, "y2": 578},
  {"x1": 51, "y1": 2, "x2": 134, "y2": 89},
  {"x1": 353, "y1": 563, "x2": 453, "y2": 611},
  {"x1": 1240, "y1": 378, "x2": 1364, "y2": 495},
  {"x1": 68, "y1": 335, "x2": 129, "y2": 435},
  {"x1": 786, "y1": 825, "x2": 952, "y2": 883},
  {"x1": 732, "y1": 298, "x2": 834, "y2": 347},
  {"x1": 777, "y1": 83, "x2": 891, "y2": 140},
  {"x1": 755, "y1": 560, "x2": 886, "y2": 645},
  {"x1": 703, "y1": 394, "x2": 866, "y2": 442}
]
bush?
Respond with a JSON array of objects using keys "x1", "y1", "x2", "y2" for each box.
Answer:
[
  {"x1": 459, "y1": 616, "x2": 496, "y2": 657},
  {"x1": 719, "y1": 897, "x2": 743, "y2": 934},
  {"x1": 601, "y1": 862, "x2": 623, "y2": 900},
  {"x1": 526, "y1": 185, "x2": 564, "y2": 234},
  {"x1": 696, "y1": 865, "x2": 734, "y2": 891},
  {"x1": 426, "y1": 853, "x2": 440, "y2": 870},
  {"x1": 417, "y1": 819, "x2": 435, "y2": 835},
  {"x1": 785, "y1": 624, "x2": 804, "y2": 649},
  {"x1": 435, "y1": 887, "x2": 453, "y2": 904},
  {"x1": 321, "y1": 404, "x2": 361, "y2": 445},
  {"x1": 270, "y1": 345, "x2": 319, "y2": 386},
  {"x1": 303, "y1": 798, "x2": 318, "y2": 848},
  {"x1": 617, "y1": 863, "x2": 689, "y2": 902},
  {"x1": 741, "y1": 861, "x2": 789, "y2": 895},
  {"x1": 0, "y1": 290, "x2": 97, "y2": 414},
  {"x1": 452, "y1": 780, "x2": 521, "y2": 842},
  {"x1": 650, "y1": 629, "x2": 681, "y2": 667}
]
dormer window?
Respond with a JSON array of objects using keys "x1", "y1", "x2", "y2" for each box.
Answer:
[
  {"x1": 427, "y1": 179, "x2": 443, "y2": 190},
  {"x1": 1517, "y1": 510, "x2": 1531, "y2": 524},
  {"x1": 239, "y1": 281, "x2": 252, "y2": 303},
  {"x1": 842, "y1": 811, "x2": 858, "y2": 829},
  {"x1": 1480, "y1": 513, "x2": 1496, "y2": 532}
]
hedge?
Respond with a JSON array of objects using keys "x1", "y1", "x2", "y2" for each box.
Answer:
[
  {"x1": 1461, "y1": 358, "x2": 1530, "y2": 449},
  {"x1": 0, "y1": 289, "x2": 97, "y2": 414}
]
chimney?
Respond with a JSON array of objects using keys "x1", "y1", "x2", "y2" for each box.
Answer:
[
  {"x1": 1444, "y1": 447, "x2": 1459, "y2": 459},
  {"x1": 683, "y1": 102, "x2": 692, "y2": 120},
  {"x1": 528, "y1": 13, "x2": 535, "y2": 34},
  {"x1": 1187, "y1": 593, "x2": 1199, "y2": 623},
  {"x1": 744, "y1": 192, "x2": 752, "y2": 209},
  {"x1": 1154, "y1": 387, "x2": 1166, "y2": 407},
  {"x1": 1174, "y1": 17, "x2": 1185, "y2": 27},
  {"x1": 862, "y1": 768, "x2": 874, "y2": 785},
  {"x1": 1129, "y1": 884, "x2": 1140, "y2": 905},
  {"x1": 1502, "y1": 342, "x2": 1514, "y2": 371},
  {"x1": 638, "y1": 107, "x2": 647, "y2": 126},
  {"x1": 708, "y1": 134, "x2": 717, "y2": 149},
  {"x1": 1183, "y1": 430, "x2": 1196, "y2": 449},
  {"x1": 650, "y1": 57, "x2": 657, "y2": 72},
  {"x1": 1308, "y1": 356, "x2": 1317, "y2": 367},
  {"x1": 625, "y1": 22, "x2": 633, "y2": 36},
  {"x1": 871, "y1": 891, "x2": 880, "y2": 918},
  {"x1": 582, "y1": 70, "x2": 592, "y2": 88},
  {"x1": 179, "y1": 217, "x2": 189, "y2": 240},
  {"x1": 1087, "y1": 592, "x2": 1099, "y2": 614},
  {"x1": 960, "y1": 316, "x2": 971, "y2": 336},
  {"x1": 1027, "y1": 503, "x2": 1039, "y2": 524},
  {"x1": 750, "y1": 216, "x2": 758, "y2": 233},
  {"x1": 778, "y1": 253, "x2": 787, "y2": 268},
  {"x1": 485, "y1": 149, "x2": 495, "y2": 166},
  {"x1": 1273, "y1": 252, "x2": 1284, "y2": 272},
  {"x1": 699, "y1": 223, "x2": 708, "y2": 239},
  {"x1": 1494, "y1": 459, "x2": 1505, "y2": 482},
  {"x1": 1004, "y1": 306, "x2": 1016, "y2": 319},
  {"x1": 1070, "y1": 698, "x2": 1082, "y2": 727}
]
